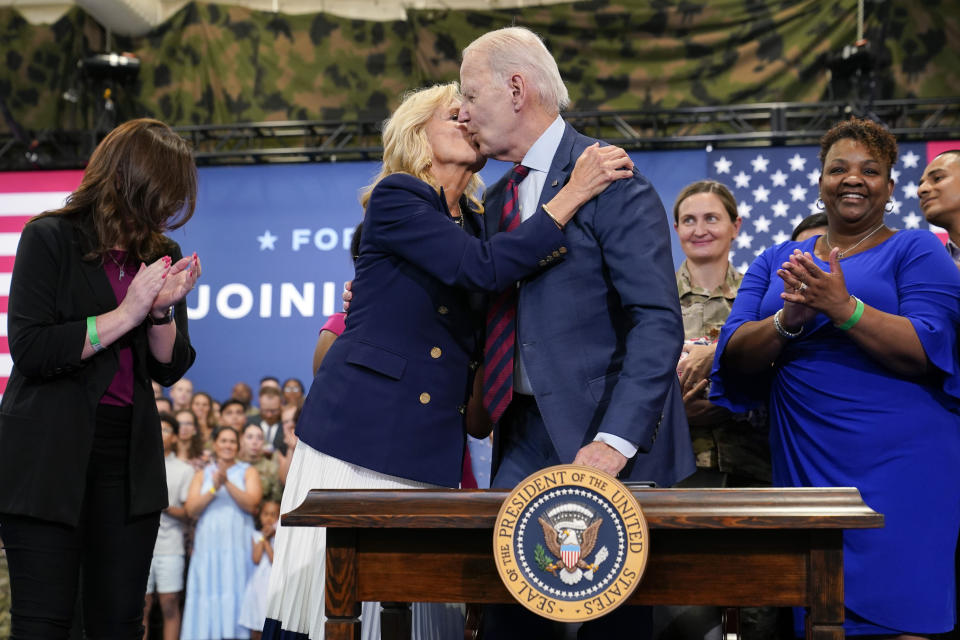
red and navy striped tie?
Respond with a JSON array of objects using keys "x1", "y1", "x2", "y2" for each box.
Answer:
[{"x1": 483, "y1": 164, "x2": 530, "y2": 424}]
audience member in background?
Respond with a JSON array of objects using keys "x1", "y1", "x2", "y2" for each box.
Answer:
[
  {"x1": 211, "y1": 400, "x2": 222, "y2": 427},
  {"x1": 920, "y1": 149, "x2": 960, "y2": 267},
  {"x1": 240, "y1": 423, "x2": 282, "y2": 504},
  {"x1": 143, "y1": 412, "x2": 194, "y2": 640},
  {"x1": 152, "y1": 380, "x2": 164, "y2": 399},
  {"x1": 0, "y1": 117, "x2": 198, "y2": 639},
  {"x1": 280, "y1": 378, "x2": 304, "y2": 408},
  {"x1": 265, "y1": 81, "x2": 628, "y2": 640},
  {"x1": 169, "y1": 377, "x2": 193, "y2": 412},
  {"x1": 259, "y1": 377, "x2": 280, "y2": 392},
  {"x1": 275, "y1": 406, "x2": 299, "y2": 485},
  {"x1": 191, "y1": 391, "x2": 218, "y2": 440},
  {"x1": 221, "y1": 398, "x2": 251, "y2": 431},
  {"x1": 712, "y1": 118, "x2": 960, "y2": 637},
  {"x1": 156, "y1": 396, "x2": 174, "y2": 415},
  {"x1": 258, "y1": 387, "x2": 285, "y2": 456},
  {"x1": 231, "y1": 382, "x2": 254, "y2": 411},
  {"x1": 175, "y1": 408, "x2": 206, "y2": 469},
  {"x1": 919, "y1": 149, "x2": 960, "y2": 640},
  {"x1": 239, "y1": 499, "x2": 281, "y2": 640},
  {"x1": 790, "y1": 212, "x2": 829, "y2": 242},
  {"x1": 182, "y1": 426, "x2": 261, "y2": 640},
  {"x1": 659, "y1": 180, "x2": 773, "y2": 640},
  {"x1": 672, "y1": 180, "x2": 771, "y2": 488}
]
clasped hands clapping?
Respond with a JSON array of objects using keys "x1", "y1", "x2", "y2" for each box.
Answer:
[
  {"x1": 776, "y1": 246, "x2": 857, "y2": 330},
  {"x1": 122, "y1": 252, "x2": 202, "y2": 323}
]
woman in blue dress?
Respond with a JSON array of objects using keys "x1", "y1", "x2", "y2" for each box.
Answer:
[
  {"x1": 183, "y1": 425, "x2": 263, "y2": 639},
  {"x1": 712, "y1": 118, "x2": 960, "y2": 637}
]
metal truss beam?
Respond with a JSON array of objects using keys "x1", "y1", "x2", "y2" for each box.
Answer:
[{"x1": 2, "y1": 98, "x2": 958, "y2": 171}]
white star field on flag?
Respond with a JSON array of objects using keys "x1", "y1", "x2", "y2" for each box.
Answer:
[{"x1": 708, "y1": 143, "x2": 930, "y2": 274}]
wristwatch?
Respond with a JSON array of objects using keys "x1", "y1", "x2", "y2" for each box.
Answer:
[{"x1": 147, "y1": 306, "x2": 175, "y2": 325}]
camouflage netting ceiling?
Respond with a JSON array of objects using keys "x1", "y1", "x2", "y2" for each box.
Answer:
[{"x1": 0, "y1": 0, "x2": 957, "y2": 134}]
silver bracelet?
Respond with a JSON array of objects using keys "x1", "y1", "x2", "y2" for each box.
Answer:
[{"x1": 773, "y1": 309, "x2": 803, "y2": 339}]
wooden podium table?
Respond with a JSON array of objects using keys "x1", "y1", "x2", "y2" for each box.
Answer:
[{"x1": 284, "y1": 487, "x2": 882, "y2": 640}]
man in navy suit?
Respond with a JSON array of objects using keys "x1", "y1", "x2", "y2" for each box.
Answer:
[{"x1": 458, "y1": 27, "x2": 695, "y2": 638}]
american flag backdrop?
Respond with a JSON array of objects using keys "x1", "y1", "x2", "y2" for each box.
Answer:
[
  {"x1": 0, "y1": 171, "x2": 83, "y2": 399},
  {"x1": 707, "y1": 142, "x2": 932, "y2": 274}
]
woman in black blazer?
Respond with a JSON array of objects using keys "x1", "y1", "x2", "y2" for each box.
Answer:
[{"x1": 0, "y1": 118, "x2": 199, "y2": 639}]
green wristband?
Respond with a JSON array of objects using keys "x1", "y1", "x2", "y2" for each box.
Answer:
[
  {"x1": 87, "y1": 315, "x2": 105, "y2": 352},
  {"x1": 835, "y1": 296, "x2": 864, "y2": 331}
]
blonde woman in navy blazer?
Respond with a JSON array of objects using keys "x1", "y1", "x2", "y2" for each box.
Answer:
[{"x1": 263, "y1": 82, "x2": 633, "y2": 640}]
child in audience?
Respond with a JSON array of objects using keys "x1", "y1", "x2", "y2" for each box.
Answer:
[{"x1": 239, "y1": 499, "x2": 280, "y2": 639}]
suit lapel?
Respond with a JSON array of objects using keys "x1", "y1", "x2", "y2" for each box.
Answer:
[{"x1": 536, "y1": 122, "x2": 578, "y2": 211}]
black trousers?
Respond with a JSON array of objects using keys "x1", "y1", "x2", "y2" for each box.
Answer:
[{"x1": 0, "y1": 405, "x2": 160, "y2": 640}]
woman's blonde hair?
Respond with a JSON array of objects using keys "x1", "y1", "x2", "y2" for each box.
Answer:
[{"x1": 360, "y1": 83, "x2": 483, "y2": 213}]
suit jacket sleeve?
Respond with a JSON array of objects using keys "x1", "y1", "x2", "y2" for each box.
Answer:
[
  {"x1": 146, "y1": 239, "x2": 196, "y2": 386},
  {"x1": 365, "y1": 174, "x2": 564, "y2": 293},
  {"x1": 7, "y1": 219, "x2": 88, "y2": 379},
  {"x1": 591, "y1": 173, "x2": 684, "y2": 450}
]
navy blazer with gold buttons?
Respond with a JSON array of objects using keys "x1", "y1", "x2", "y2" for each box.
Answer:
[
  {"x1": 297, "y1": 173, "x2": 565, "y2": 487},
  {"x1": 0, "y1": 215, "x2": 195, "y2": 525}
]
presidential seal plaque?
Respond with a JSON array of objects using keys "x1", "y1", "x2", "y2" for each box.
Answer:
[{"x1": 493, "y1": 464, "x2": 649, "y2": 622}]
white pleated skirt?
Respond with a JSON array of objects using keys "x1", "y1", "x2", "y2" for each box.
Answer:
[{"x1": 264, "y1": 441, "x2": 465, "y2": 640}]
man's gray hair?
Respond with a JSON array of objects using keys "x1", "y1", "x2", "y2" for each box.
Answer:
[{"x1": 463, "y1": 26, "x2": 570, "y2": 113}]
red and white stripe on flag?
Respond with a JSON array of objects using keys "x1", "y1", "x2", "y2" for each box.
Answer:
[
  {"x1": 560, "y1": 546, "x2": 580, "y2": 570},
  {"x1": 0, "y1": 170, "x2": 83, "y2": 398}
]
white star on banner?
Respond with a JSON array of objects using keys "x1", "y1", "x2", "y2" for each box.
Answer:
[
  {"x1": 902, "y1": 181, "x2": 918, "y2": 199},
  {"x1": 903, "y1": 211, "x2": 922, "y2": 228},
  {"x1": 733, "y1": 171, "x2": 751, "y2": 188},
  {"x1": 771, "y1": 169, "x2": 788, "y2": 187},
  {"x1": 753, "y1": 215, "x2": 771, "y2": 233},
  {"x1": 772, "y1": 230, "x2": 791, "y2": 244},
  {"x1": 790, "y1": 214, "x2": 805, "y2": 227},
  {"x1": 737, "y1": 201, "x2": 753, "y2": 218},
  {"x1": 751, "y1": 154, "x2": 770, "y2": 172},
  {"x1": 891, "y1": 168, "x2": 901, "y2": 183},
  {"x1": 258, "y1": 230, "x2": 278, "y2": 250},
  {"x1": 752, "y1": 185, "x2": 771, "y2": 202},
  {"x1": 806, "y1": 169, "x2": 821, "y2": 186},
  {"x1": 754, "y1": 246, "x2": 766, "y2": 256},
  {"x1": 788, "y1": 153, "x2": 806, "y2": 171},
  {"x1": 738, "y1": 261, "x2": 750, "y2": 273},
  {"x1": 736, "y1": 232, "x2": 754, "y2": 249},
  {"x1": 902, "y1": 150, "x2": 920, "y2": 168},
  {"x1": 714, "y1": 156, "x2": 732, "y2": 174},
  {"x1": 772, "y1": 199, "x2": 790, "y2": 217},
  {"x1": 789, "y1": 184, "x2": 808, "y2": 202}
]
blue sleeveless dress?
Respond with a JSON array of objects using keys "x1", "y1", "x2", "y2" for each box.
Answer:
[{"x1": 182, "y1": 462, "x2": 256, "y2": 640}]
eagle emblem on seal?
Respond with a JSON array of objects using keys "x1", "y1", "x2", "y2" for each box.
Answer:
[{"x1": 536, "y1": 503, "x2": 610, "y2": 585}]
